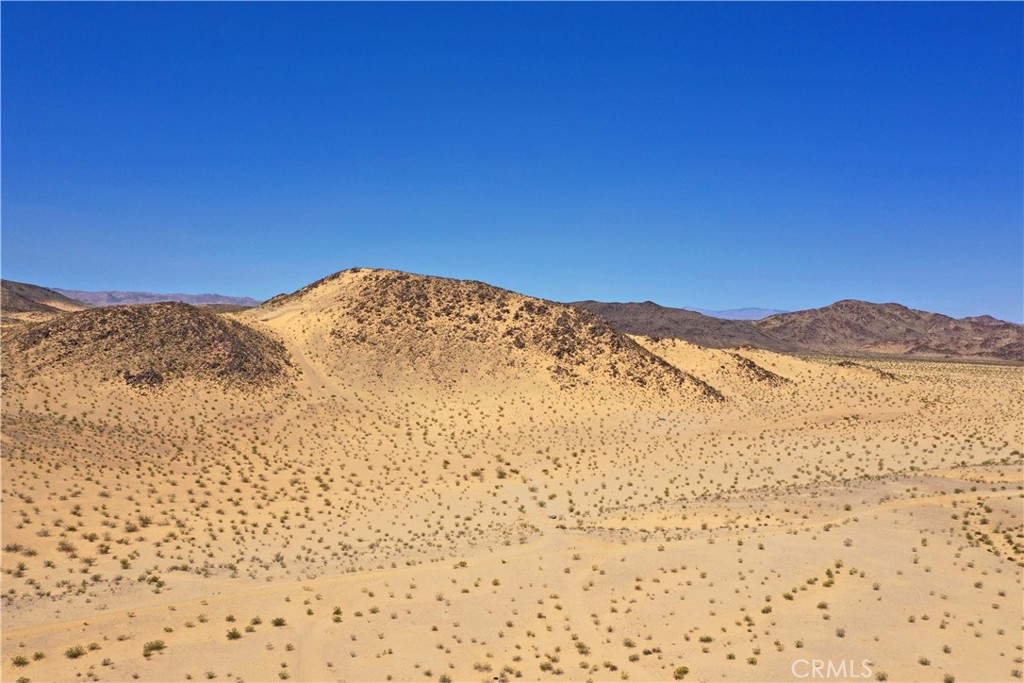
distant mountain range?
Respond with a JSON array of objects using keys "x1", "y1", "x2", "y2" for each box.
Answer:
[
  {"x1": 3, "y1": 277, "x2": 1020, "y2": 362},
  {"x1": 571, "y1": 299, "x2": 1023, "y2": 362},
  {"x1": 754, "y1": 299, "x2": 1023, "y2": 361},
  {"x1": 572, "y1": 300, "x2": 791, "y2": 350},
  {"x1": 682, "y1": 307, "x2": 788, "y2": 320},
  {"x1": 1, "y1": 280, "x2": 259, "y2": 315},
  {"x1": 52, "y1": 288, "x2": 261, "y2": 308}
]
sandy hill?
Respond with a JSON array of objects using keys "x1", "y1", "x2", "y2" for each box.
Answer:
[
  {"x1": 255, "y1": 268, "x2": 722, "y2": 400},
  {"x1": 754, "y1": 299, "x2": 1024, "y2": 361},
  {"x1": 570, "y1": 300, "x2": 791, "y2": 351},
  {"x1": 1, "y1": 278, "x2": 90, "y2": 314},
  {"x1": 632, "y1": 336, "x2": 794, "y2": 398},
  {"x1": 5, "y1": 301, "x2": 291, "y2": 388},
  {"x1": 53, "y1": 288, "x2": 261, "y2": 308}
]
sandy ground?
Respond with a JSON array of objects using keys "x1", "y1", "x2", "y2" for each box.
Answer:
[{"x1": 2, "y1": 290, "x2": 1021, "y2": 683}]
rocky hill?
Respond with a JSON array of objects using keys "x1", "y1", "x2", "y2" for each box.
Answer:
[
  {"x1": 754, "y1": 300, "x2": 1024, "y2": 361},
  {"x1": 1, "y1": 279, "x2": 90, "y2": 314},
  {"x1": 6, "y1": 302, "x2": 292, "y2": 388},
  {"x1": 572, "y1": 299, "x2": 1023, "y2": 362},
  {"x1": 256, "y1": 269, "x2": 723, "y2": 399}
]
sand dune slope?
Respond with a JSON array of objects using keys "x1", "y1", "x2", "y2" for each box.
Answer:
[{"x1": 254, "y1": 268, "x2": 722, "y2": 401}]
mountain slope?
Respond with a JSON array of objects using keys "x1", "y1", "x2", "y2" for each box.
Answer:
[
  {"x1": 255, "y1": 269, "x2": 723, "y2": 400},
  {"x1": 754, "y1": 300, "x2": 1024, "y2": 361},
  {"x1": 570, "y1": 300, "x2": 793, "y2": 352},
  {"x1": 6, "y1": 302, "x2": 292, "y2": 387},
  {"x1": 53, "y1": 288, "x2": 260, "y2": 308},
  {"x1": 572, "y1": 299, "x2": 1023, "y2": 362},
  {"x1": 684, "y1": 306, "x2": 788, "y2": 320},
  {"x1": 1, "y1": 279, "x2": 90, "y2": 314}
]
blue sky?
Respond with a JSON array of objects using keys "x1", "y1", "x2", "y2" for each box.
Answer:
[{"x1": 3, "y1": 3, "x2": 1021, "y2": 321}]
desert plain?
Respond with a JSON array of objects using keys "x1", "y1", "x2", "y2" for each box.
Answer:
[{"x1": 1, "y1": 269, "x2": 1021, "y2": 683}]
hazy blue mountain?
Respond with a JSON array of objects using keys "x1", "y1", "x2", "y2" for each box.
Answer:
[
  {"x1": 683, "y1": 307, "x2": 788, "y2": 320},
  {"x1": 54, "y1": 289, "x2": 260, "y2": 308}
]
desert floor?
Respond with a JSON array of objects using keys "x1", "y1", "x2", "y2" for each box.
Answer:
[{"x1": 2, "y1": 331, "x2": 1021, "y2": 682}]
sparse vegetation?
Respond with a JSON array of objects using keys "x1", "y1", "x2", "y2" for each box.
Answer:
[{"x1": 1, "y1": 269, "x2": 1019, "y2": 683}]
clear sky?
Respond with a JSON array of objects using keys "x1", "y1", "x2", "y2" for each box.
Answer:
[{"x1": 2, "y1": 3, "x2": 1021, "y2": 321}]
